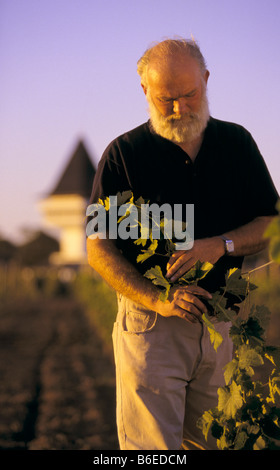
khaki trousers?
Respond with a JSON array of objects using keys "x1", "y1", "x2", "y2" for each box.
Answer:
[{"x1": 112, "y1": 294, "x2": 233, "y2": 450}]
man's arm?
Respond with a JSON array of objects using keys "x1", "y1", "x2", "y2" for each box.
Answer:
[
  {"x1": 222, "y1": 216, "x2": 273, "y2": 256},
  {"x1": 166, "y1": 216, "x2": 273, "y2": 282},
  {"x1": 86, "y1": 237, "x2": 212, "y2": 323}
]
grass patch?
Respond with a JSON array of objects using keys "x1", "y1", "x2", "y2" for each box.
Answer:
[{"x1": 73, "y1": 269, "x2": 118, "y2": 356}]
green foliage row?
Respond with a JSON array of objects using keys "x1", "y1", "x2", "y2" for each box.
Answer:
[
  {"x1": 198, "y1": 302, "x2": 280, "y2": 450},
  {"x1": 198, "y1": 201, "x2": 280, "y2": 450}
]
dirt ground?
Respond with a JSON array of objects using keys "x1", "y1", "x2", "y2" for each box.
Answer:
[{"x1": 0, "y1": 294, "x2": 119, "y2": 450}]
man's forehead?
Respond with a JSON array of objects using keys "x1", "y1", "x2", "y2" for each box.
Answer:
[
  {"x1": 148, "y1": 50, "x2": 200, "y2": 75},
  {"x1": 147, "y1": 56, "x2": 201, "y2": 89}
]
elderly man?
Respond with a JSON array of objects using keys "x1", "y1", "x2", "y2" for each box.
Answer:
[{"x1": 87, "y1": 39, "x2": 278, "y2": 450}]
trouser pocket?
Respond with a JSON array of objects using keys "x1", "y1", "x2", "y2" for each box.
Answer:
[{"x1": 124, "y1": 309, "x2": 157, "y2": 333}]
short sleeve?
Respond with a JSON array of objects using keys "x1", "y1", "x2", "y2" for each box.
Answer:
[{"x1": 241, "y1": 131, "x2": 279, "y2": 220}]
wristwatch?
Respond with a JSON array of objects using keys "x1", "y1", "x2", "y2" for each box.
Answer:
[{"x1": 220, "y1": 236, "x2": 234, "y2": 255}]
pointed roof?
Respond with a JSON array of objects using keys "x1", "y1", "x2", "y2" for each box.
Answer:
[{"x1": 50, "y1": 140, "x2": 96, "y2": 198}]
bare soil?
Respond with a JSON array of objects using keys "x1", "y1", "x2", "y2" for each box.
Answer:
[{"x1": 0, "y1": 294, "x2": 118, "y2": 450}]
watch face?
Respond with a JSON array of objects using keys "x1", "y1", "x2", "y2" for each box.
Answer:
[{"x1": 226, "y1": 240, "x2": 234, "y2": 253}]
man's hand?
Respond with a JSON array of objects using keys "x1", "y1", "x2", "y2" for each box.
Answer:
[
  {"x1": 155, "y1": 284, "x2": 212, "y2": 323},
  {"x1": 166, "y1": 237, "x2": 225, "y2": 283}
]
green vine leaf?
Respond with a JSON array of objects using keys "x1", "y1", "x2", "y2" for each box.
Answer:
[
  {"x1": 267, "y1": 374, "x2": 280, "y2": 404},
  {"x1": 144, "y1": 265, "x2": 171, "y2": 302},
  {"x1": 116, "y1": 190, "x2": 133, "y2": 206},
  {"x1": 253, "y1": 436, "x2": 267, "y2": 450},
  {"x1": 223, "y1": 268, "x2": 257, "y2": 298},
  {"x1": 265, "y1": 346, "x2": 280, "y2": 369},
  {"x1": 207, "y1": 291, "x2": 236, "y2": 323},
  {"x1": 249, "y1": 304, "x2": 271, "y2": 330},
  {"x1": 218, "y1": 381, "x2": 243, "y2": 419},
  {"x1": 234, "y1": 430, "x2": 249, "y2": 450},
  {"x1": 217, "y1": 433, "x2": 231, "y2": 450},
  {"x1": 136, "y1": 238, "x2": 159, "y2": 263},
  {"x1": 197, "y1": 410, "x2": 217, "y2": 442},
  {"x1": 223, "y1": 359, "x2": 239, "y2": 385},
  {"x1": 229, "y1": 309, "x2": 269, "y2": 348},
  {"x1": 237, "y1": 345, "x2": 264, "y2": 376},
  {"x1": 98, "y1": 196, "x2": 111, "y2": 211},
  {"x1": 165, "y1": 238, "x2": 176, "y2": 257},
  {"x1": 134, "y1": 236, "x2": 149, "y2": 247},
  {"x1": 202, "y1": 313, "x2": 224, "y2": 351},
  {"x1": 178, "y1": 260, "x2": 214, "y2": 284}
]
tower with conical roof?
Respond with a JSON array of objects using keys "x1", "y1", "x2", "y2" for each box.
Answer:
[{"x1": 40, "y1": 140, "x2": 96, "y2": 265}]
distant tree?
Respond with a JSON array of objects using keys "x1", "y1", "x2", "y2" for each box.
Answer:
[
  {"x1": 16, "y1": 230, "x2": 59, "y2": 266},
  {"x1": 0, "y1": 238, "x2": 17, "y2": 263}
]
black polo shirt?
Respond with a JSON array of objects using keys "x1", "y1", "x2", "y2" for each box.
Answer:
[{"x1": 89, "y1": 117, "x2": 279, "y2": 292}]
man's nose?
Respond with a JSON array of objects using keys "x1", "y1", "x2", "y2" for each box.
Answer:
[{"x1": 173, "y1": 98, "x2": 187, "y2": 115}]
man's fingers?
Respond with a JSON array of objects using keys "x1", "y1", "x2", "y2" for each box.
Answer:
[
  {"x1": 179, "y1": 293, "x2": 208, "y2": 315},
  {"x1": 177, "y1": 307, "x2": 201, "y2": 323},
  {"x1": 171, "y1": 302, "x2": 201, "y2": 323},
  {"x1": 174, "y1": 288, "x2": 212, "y2": 322},
  {"x1": 166, "y1": 250, "x2": 185, "y2": 270},
  {"x1": 160, "y1": 285, "x2": 213, "y2": 323},
  {"x1": 166, "y1": 261, "x2": 195, "y2": 282},
  {"x1": 185, "y1": 285, "x2": 212, "y2": 300},
  {"x1": 179, "y1": 300, "x2": 204, "y2": 319},
  {"x1": 166, "y1": 254, "x2": 196, "y2": 281}
]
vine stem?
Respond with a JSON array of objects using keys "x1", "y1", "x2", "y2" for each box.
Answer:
[
  {"x1": 242, "y1": 260, "x2": 275, "y2": 315},
  {"x1": 242, "y1": 260, "x2": 274, "y2": 276}
]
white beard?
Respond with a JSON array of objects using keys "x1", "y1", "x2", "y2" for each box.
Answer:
[{"x1": 147, "y1": 86, "x2": 210, "y2": 144}]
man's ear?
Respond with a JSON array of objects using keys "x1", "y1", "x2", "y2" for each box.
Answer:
[
  {"x1": 141, "y1": 83, "x2": 148, "y2": 95},
  {"x1": 204, "y1": 70, "x2": 210, "y2": 85}
]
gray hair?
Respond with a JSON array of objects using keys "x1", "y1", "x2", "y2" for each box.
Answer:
[{"x1": 137, "y1": 38, "x2": 207, "y2": 87}]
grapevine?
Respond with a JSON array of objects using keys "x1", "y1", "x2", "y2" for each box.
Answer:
[
  {"x1": 93, "y1": 192, "x2": 280, "y2": 450},
  {"x1": 198, "y1": 200, "x2": 280, "y2": 450}
]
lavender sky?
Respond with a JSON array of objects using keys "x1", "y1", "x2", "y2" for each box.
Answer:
[{"x1": 1, "y1": 0, "x2": 280, "y2": 243}]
